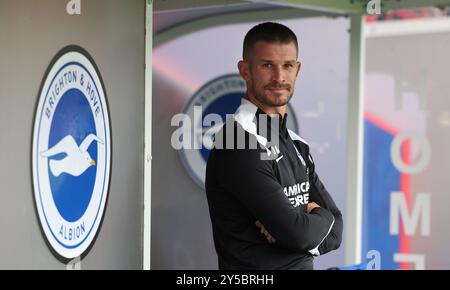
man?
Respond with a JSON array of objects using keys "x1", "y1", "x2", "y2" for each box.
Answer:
[{"x1": 205, "y1": 22, "x2": 343, "y2": 270}]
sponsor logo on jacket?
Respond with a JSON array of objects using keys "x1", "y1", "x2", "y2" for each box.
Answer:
[{"x1": 283, "y1": 181, "x2": 309, "y2": 207}]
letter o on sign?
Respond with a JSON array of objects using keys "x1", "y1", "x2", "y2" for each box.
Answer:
[{"x1": 391, "y1": 131, "x2": 431, "y2": 174}]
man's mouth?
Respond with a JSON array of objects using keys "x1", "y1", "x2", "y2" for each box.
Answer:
[{"x1": 266, "y1": 86, "x2": 290, "y2": 92}]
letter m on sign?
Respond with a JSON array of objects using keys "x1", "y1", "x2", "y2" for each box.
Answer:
[{"x1": 390, "y1": 192, "x2": 430, "y2": 236}]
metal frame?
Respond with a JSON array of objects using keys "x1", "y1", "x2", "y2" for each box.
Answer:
[
  {"x1": 153, "y1": 6, "x2": 359, "y2": 267},
  {"x1": 345, "y1": 15, "x2": 365, "y2": 266},
  {"x1": 144, "y1": 0, "x2": 153, "y2": 270},
  {"x1": 149, "y1": 0, "x2": 450, "y2": 269},
  {"x1": 154, "y1": 7, "x2": 341, "y2": 47},
  {"x1": 154, "y1": 0, "x2": 450, "y2": 14},
  {"x1": 365, "y1": 16, "x2": 450, "y2": 38}
]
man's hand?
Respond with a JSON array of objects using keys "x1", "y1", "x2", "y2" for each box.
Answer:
[
  {"x1": 255, "y1": 220, "x2": 276, "y2": 244},
  {"x1": 307, "y1": 201, "x2": 320, "y2": 214}
]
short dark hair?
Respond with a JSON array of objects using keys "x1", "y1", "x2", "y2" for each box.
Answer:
[{"x1": 243, "y1": 22, "x2": 298, "y2": 60}]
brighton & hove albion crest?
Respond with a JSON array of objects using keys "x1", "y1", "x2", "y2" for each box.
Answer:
[{"x1": 32, "y1": 46, "x2": 111, "y2": 259}]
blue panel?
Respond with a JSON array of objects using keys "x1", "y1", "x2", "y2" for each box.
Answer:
[{"x1": 362, "y1": 120, "x2": 400, "y2": 270}]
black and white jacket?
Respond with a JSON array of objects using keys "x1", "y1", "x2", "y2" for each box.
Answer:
[{"x1": 205, "y1": 98, "x2": 343, "y2": 270}]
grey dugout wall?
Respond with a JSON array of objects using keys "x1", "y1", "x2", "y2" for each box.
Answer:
[{"x1": 0, "y1": 0, "x2": 145, "y2": 269}]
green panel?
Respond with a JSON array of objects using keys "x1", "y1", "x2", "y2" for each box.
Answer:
[
  {"x1": 279, "y1": 0, "x2": 450, "y2": 14},
  {"x1": 154, "y1": 0, "x2": 246, "y2": 11},
  {"x1": 154, "y1": 0, "x2": 450, "y2": 14}
]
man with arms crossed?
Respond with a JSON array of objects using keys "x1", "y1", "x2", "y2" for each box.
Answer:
[{"x1": 206, "y1": 22, "x2": 343, "y2": 270}]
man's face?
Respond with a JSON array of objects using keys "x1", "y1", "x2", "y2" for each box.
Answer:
[{"x1": 239, "y1": 41, "x2": 301, "y2": 109}]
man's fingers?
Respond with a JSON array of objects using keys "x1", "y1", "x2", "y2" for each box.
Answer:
[
  {"x1": 255, "y1": 220, "x2": 276, "y2": 243},
  {"x1": 256, "y1": 220, "x2": 266, "y2": 233},
  {"x1": 267, "y1": 235, "x2": 276, "y2": 244}
]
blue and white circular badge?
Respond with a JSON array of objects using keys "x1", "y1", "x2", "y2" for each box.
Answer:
[
  {"x1": 32, "y1": 46, "x2": 111, "y2": 259},
  {"x1": 179, "y1": 74, "x2": 298, "y2": 189}
]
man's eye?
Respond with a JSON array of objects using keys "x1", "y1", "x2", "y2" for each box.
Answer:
[
  {"x1": 262, "y1": 63, "x2": 272, "y2": 68},
  {"x1": 284, "y1": 63, "x2": 294, "y2": 68}
]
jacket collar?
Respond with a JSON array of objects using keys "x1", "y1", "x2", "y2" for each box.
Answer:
[{"x1": 233, "y1": 98, "x2": 309, "y2": 148}]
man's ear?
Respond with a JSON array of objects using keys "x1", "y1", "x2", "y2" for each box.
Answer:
[
  {"x1": 295, "y1": 61, "x2": 302, "y2": 78},
  {"x1": 238, "y1": 60, "x2": 250, "y2": 81}
]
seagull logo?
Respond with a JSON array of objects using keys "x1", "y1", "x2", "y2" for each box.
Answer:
[
  {"x1": 32, "y1": 46, "x2": 111, "y2": 259},
  {"x1": 40, "y1": 134, "x2": 103, "y2": 177}
]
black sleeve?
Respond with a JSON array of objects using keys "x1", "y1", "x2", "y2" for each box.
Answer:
[
  {"x1": 215, "y1": 145, "x2": 335, "y2": 253},
  {"x1": 307, "y1": 155, "x2": 343, "y2": 255}
]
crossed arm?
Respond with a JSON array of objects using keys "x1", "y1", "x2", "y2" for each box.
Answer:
[
  {"x1": 256, "y1": 201, "x2": 321, "y2": 243},
  {"x1": 256, "y1": 162, "x2": 343, "y2": 255}
]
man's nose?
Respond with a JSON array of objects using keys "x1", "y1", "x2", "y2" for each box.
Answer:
[{"x1": 272, "y1": 66, "x2": 285, "y2": 83}]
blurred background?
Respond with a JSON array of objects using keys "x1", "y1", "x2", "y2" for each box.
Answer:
[{"x1": 153, "y1": 0, "x2": 450, "y2": 270}]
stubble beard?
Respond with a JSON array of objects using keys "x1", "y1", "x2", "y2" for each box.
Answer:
[{"x1": 251, "y1": 81, "x2": 294, "y2": 107}]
